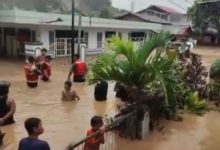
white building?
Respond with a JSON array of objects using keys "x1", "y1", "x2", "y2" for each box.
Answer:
[{"x1": 0, "y1": 8, "x2": 164, "y2": 58}]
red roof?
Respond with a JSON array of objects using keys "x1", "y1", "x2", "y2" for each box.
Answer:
[{"x1": 150, "y1": 5, "x2": 181, "y2": 14}]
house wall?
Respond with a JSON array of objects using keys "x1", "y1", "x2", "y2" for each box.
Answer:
[
  {"x1": 0, "y1": 23, "x2": 40, "y2": 57},
  {"x1": 170, "y1": 14, "x2": 185, "y2": 22},
  {"x1": 84, "y1": 28, "x2": 131, "y2": 50},
  {"x1": 117, "y1": 15, "x2": 146, "y2": 22},
  {"x1": 0, "y1": 22, "x2": 151, "y2": 57}
]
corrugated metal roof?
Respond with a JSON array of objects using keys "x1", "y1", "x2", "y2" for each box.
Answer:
[
  {"x1": 115, "y1": 12, "x2": 171, "y2": 25},
  {"x1": 153, "y1": 5, "x2": 181, "y2": 14},
  {"x1": 162, "y1": 25, "x2": 191, "y2": 35},
  {"x1": 0, "y1": 8, "x2": 162, "y2": 31}
]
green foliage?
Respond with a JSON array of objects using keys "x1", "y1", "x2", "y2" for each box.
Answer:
[
  {"x1": 187, "y1": 0, "x2": 203, "y2": 27},
  {"x1": 77, "y1": 0, "x2": 119, "y2": 17},
  {"x1": 1, "y1": 0, "x2": 120, "y2": 16},
  {"x1": 88, "y1": 32, "x2": 173, "y2": 88},
  {"x1": 99, "y1": 7, "x2": 113, "y2": 18},
  {"x1": 88, "y1": 32, "x2": 209, "y2": 119},
  {"x1": 186, "y1": 92, "x2": 207, "y2": 115},
  {"x1": 88, "y1": 32, "x2": 186, "y2": 116},
  {"x1": 0, "y1": 0, "x2": 65, "y2": 12},
  {"x1": 187, "y1": 0, "x2": 220, "y2": 37},
  {"x1": 209, "y1": 59, "x2": 220, "y2": 100},
  {"x1": 210, "y1": 59, "x2": 220, "y2": 80}
]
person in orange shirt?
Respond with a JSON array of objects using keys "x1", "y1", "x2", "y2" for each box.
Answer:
[
  {"x1": 41, "y1": 55, "x2": 52, "y2": 82},
  {"x1": 84, "y1": 116, "x2": 105, "y2": 150},
  {"x1": 24, "y1": 56, "x2": 41, "y2": 88}
]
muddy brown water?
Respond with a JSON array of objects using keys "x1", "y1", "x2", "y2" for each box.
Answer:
[{"x1": 1, "y1": 47, "x2": 220, "y2": 150}]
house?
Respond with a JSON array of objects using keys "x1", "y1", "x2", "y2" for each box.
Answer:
[
  {"x1": 116, "y1": 5, "x2": 191, "y2": 26},
  {"x1": 115, "y1": 12, "x2": 171, "y2": 25},
  {"x1": 0, "y1": 8, "x2": 163, "y2": 58},
  {"x1": 163, "y1": 25, "x2": 193, "y2": 40}
]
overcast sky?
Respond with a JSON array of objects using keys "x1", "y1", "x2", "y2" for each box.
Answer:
[{"x1": 112, "y1": 0, "x2": 194, "y2": 13}]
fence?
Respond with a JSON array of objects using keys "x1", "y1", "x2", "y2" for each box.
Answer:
[{"x1": 67, "y1": 111, "x2": 137, "y2": 150}]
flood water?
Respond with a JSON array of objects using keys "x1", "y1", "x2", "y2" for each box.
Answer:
[{"x1": 1, "y1": 47, "x2": 220, "y2": 150}]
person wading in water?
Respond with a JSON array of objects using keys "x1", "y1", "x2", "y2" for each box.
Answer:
[
  {"x1": 67, "y1": 54, "x2": 87, "y2": 82},
  {"x1": 0, "y1": 81, "x2": 16, "y2": 145}
]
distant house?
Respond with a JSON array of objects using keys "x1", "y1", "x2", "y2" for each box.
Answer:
[
  {"x1": 115, "y1": 5, "x2": 191, "y2": 26},
  {"x1": 115, "y1": 12, "x2": 171, "y2": 25}
]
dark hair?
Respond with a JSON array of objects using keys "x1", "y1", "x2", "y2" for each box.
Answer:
[
  {"x1": 41, "y1": 48, "x2": 47, "y2": 53},
  {"x1": 27, "y1": 56, "x2": 35, "y2": 63},
  {"x1": 74, "y1": 54, "x2": 80, "y2": 59},
  {"x1": 45, "y1": 55, "x2": 52, "y2": 60},
  {"x1": 91, "y1": 116, "x2": 103, "y2": 127},
  {"x1": 0, "y1": 81, "x2": 10, "y2": 96},
  {"x1": 65, "y1": 80, "x2": 72, "y2": 87},
  {"x1": 24, "y1": 117, "x2": 41, "y2": 135}
]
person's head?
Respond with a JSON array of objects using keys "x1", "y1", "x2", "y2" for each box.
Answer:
[
  {"x1": 64, "y1": 80, "x2": 72, "y2": 91},
  {"x1": 0, "y1": 81, "x2": 10, "y2": 105},
  {"x1": 27, "y1": 56, "x2": 35, "y2": 64},
  {"x1": 45, "y1": 55, "x2": 52, "y2": 62},
  {"x1": 73, "y1": 54, "x2": 80, "y2": 62},
  {"x1": 24, "y1": 117, "x2": 44, "y2": 136},
  {"x1": 90, "y1": 116, "x2": 103, "y2": 131},
  {"x1": 41, "y1": 48, "x2": 47, "y2": 56}
]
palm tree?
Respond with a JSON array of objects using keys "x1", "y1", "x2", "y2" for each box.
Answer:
[{"x1": 88, "y1": 32, "x2": 182, "y2": 116}]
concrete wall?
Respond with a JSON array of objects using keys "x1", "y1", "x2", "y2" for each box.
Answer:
[{"x1": 84, "y1": 28, "x2": 130, "y2": 50}]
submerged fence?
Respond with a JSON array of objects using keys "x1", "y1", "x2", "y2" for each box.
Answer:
[{"x1": 67, "y1": 111, "x2": 137, "y2": 150}]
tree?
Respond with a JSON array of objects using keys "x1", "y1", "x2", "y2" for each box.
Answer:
[
  {"x1": 99, "y1": 7, "x2": 113, "y2": 18},
  {"x1": 88, "y1": 32, "x2": 184, "y2": 117},
  {"x1": 1, "y1": 0, "x2": 65, "y2": 12},
  {"x1": 187, "y1": 0, "x2": 220, "y2": 41}
]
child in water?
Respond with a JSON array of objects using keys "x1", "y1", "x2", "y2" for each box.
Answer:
[
  {"x1": 18, "y1": 117, "x2": 50, "y2": 150},
  {"x1": 61, "y1": 81, "x2": 80, "y2": 101},
  {"x1": 84, "y1": 116, "x2": 105, "y2": 150}
]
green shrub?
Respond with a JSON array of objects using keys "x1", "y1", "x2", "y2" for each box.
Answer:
[
  {"x1": 186, "y1": 92, "x2": 207, "y2": 115},
  {"x1": 210, "y1": 59, "x2": 220, "y2": 79}
]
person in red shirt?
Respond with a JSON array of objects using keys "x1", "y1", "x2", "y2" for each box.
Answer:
[
  {"x1": 41, "y1": 55, "x2": 52, "y2": 82},
  {"x1": 84, "y1": 116, "x2": 105, "y2": 150},
  {"x1": 24, "y1": 56, "x2": 41, "y2": 88},
  {"x1": 67, "y1": 54, "x2": 87, "y2": 82}
]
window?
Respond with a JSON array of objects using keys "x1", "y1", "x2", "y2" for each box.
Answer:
[
  {"x1": 105, "y1": 31, "x2": 116, "y2": 39},
  {"x1": 118, "y1": 32, "x2": 122, "y2": 39},
  {"x1": 31, "y1": 30, "x2": 36, "y2": 42},
  {"x1": 97, "y1": 32, "x2": 103, "y2": 48},
  {"x1": 84, "y1": 32, "x2": 88, "y2": 47},
  {"x1": 49, "y1": 31, "x2": 55, "y2": 51}
]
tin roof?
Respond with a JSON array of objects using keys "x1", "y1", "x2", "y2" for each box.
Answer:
[
  {"x1": 115, "y1": 12, "x2": 171, "y2": 25},
  {"x1": 0, "y1": 8, "x2": 162, "y2": 31}
]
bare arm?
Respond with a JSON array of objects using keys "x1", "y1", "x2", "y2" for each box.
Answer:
[
  {"x1": 72, "y1": 91, "x2": 80, "y2": 101},
  {"x1": 67, "y1": 64, "x2": 75, "y2": 80},
  {"x1": 1, "y1": 99, "x2": 16, "y2": 122},
  {"x1": 61, "y1": 91, "x2": 66, "y2": 101}
]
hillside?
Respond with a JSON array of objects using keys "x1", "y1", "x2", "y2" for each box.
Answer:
[{"x1": 0, "y1": 0, "x2": 123, "y2": 18}]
